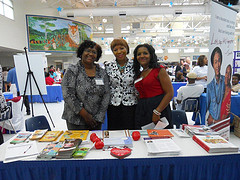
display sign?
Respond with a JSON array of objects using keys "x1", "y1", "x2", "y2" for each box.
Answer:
[
  {"x1": 206, "y1": 0, "x2": 238, "y2": 140},
  {"x1": 26, "y1": 14, "x2": 92, "y2": 52}
]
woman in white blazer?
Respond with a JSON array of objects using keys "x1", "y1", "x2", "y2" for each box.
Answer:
[{"x1": 105, "y1": 38, "x2": 137, "y2": 130}]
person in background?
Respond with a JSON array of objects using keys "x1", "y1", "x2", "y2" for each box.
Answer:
[
  {"x1": 133, "y1": 44, "x2": 173, "y2": 129},
  {"x1": 206, "y1": 47, "x2": 225, "y2": 125},
  {"x1": 49, "y1": 69, "x2": 57, "y2": 81},
  {"x1": 61, "y1": 40, "x2": 110, "y2": 130},
  {"x1": 45, "y1": 72, "x2": 55, "y2": 85},
  {"x1": 175, "y1": 70, "x2": 186, "y2": 82},
  {"x1": 2, "y1": 67, "x2": 8, "y2": 92},
  {"x1": 105, "y1": 38, "x2": 137, "y2": 130},
  {"x1": 176, "y1": 72, "x2": 204, "y2": 110},
  {"x1": 192, "y1": 55, "x2": 208, "y2": 92},
  {"x1": 232, "y1": 74, "x2": 240, "y2": 92},
  {"x1": 174, "y1": 62, "x2": 182, "y2": 78},
  {"x1": 6, "y1": 67, "x2": 30, "y2": 115},
  {"x1": 220, "y1": 65, "x2": 232, "y2": 120},
  {"x1": 183, "y1": 63, "x2": 189, "y2": 77},
  {"x1": 0, "y1": 65, "x2": 7, "y2": 145},
  {"x1": 55, "y1": 68, "x2": 62, "y2": 82}
]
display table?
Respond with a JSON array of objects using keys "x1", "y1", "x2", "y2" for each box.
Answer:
[
  {"x1": 0, "y1": 131, "x2": 240, "y2": 180},
  {"x1": 29, "y1": 85, "x2": 63, "y2": 103},
  {"x1": 198, "y1": 93, "x2": 240, "y2": 125},
  {"x1": 172, "y1": 82, "x2": 187, "y2": 97}
]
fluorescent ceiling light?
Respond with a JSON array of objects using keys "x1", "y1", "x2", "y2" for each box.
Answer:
[
  {"x1": 184, "y1": 48, "x2": 194, "y2": 53},
  {"x1": 155, "y1": 49, "x2": 164, "y2": 53},
  {"x1": 121, "y1": 30, "x2": 130, "y2": 33},
  {"x1": 105, "y1": 50, "x2": 112, "y2": 55},
  {"x1": 168, "y1": 49, "x2": 179, "y2": 53},
  {"x1": 199, "y1": 48, "x2": 209, "y2": 52}
]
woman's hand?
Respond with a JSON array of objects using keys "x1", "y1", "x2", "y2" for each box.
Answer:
[
  {"x1": 207, "y1": 114, "x2": 214, "y2": 125},
  {"x1": 152, "y1": 113, "x2": 160, "y2": 124},
  {"x1": 79, "y1": 108, "x2": 98, "y2": 128}
]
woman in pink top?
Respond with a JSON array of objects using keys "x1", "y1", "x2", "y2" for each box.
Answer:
[{"x1": 133, "y1": 44, "x2": 174, "y2": 129}]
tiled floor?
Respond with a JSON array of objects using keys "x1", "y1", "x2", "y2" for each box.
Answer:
[{"x1": 2, "y1": 101, "x2": 195, "y2": 142}]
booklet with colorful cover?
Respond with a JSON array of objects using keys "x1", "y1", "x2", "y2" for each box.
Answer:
[
  {"x1": 37, "y1": 142, "x2": 63, "y2": 159},
  {"x1": 59, "y1": 130, "x2": 89, "y2": 142},
  {"x1": 38, "y1": 131, "x2": 63, "y2": 142},
  {"x1": 183, "y1": 124, "x2": 219, "y2": 137},
  {"x1": 29, "y1": 129, "x2": 48, "y2": 140},
  {"x1": 147, "y1": 129, "x2": 174, "y2": 139},
  {"x1": 10, "y1": 132, "x2": 32, "y2": 144},
  {"x1": 56, "y1": 139, "x2": 82, "y2": 159},
  {"x1": 192, "y1": 135, "x2": 239, "y2": 153},
  {"x1": 72, "y1": 142, "x2": 94, "y2": 159}
]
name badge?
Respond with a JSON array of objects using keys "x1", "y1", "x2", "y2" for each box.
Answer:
[
  {"x1": 95, "y1": 78, "x2": 104, "y2": 85},
  {"x1": 134, "y1": 77, "x2": 143, "y2": 84}
]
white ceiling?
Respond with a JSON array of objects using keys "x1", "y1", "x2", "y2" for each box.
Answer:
[{"x1": 37, "y1": 0, "x2": 240, "y2": 51}]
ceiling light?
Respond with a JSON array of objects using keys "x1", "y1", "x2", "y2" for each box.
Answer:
[
  {"x1": 155, "y1": 49, "x2": 164, "y2": 53},
  {"x1": 102, "y1": 18, "x2": 107, "y2": 23},
  {"x1": 105, "y1": 50, "x2": 112, "y2": 55},
  {"x1": 168, "y1": 49, "x2": 179, "y2": 53},
  {"x1": 84, "y1": 0, "x2": 89, "y2": 1},
  {"x1": 184, "y1": 48, "x2": 194, "y2": 53},
  {"x1": 98, "y1": 26, "x2": 103, "y2": 30},
  {"x1": 199, "y1": 48, "x2": 209, "y2": 52}
]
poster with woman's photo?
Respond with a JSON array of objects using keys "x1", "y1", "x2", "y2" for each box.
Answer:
[{"x1": 206, "y1": 1, "x2": 238, "y2": 140}]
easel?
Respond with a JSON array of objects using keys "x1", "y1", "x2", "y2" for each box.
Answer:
[{"x1": 21, "y1": 47, "x2": 55, "y2": 128}]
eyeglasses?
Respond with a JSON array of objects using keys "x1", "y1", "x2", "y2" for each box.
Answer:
[{"x1": 84, "y1": 48, "x2": 97, "y2": 55}]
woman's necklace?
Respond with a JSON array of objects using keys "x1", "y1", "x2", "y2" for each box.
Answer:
[{"x1": 117, "y1": 61, "x2": 127, "y2": 72}]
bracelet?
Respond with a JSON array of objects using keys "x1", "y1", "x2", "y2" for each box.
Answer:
[{"x1": 153, "y1": 109, "x2": 161, "y2": 116}]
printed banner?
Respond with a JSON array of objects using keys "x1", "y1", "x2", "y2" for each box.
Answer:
[
  {"x1": 206, "y1": 0, "x2": 238, "y2": 140},
  {"x1": 26, "y1": 15, "x2": 92, "y2": 52}
]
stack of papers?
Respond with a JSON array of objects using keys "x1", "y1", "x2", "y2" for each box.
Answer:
[
  {"x1": 4, "y1": 141, "x2": 38, "y2": 163},
  {"x1": 144, "y1": 138, "x2": 181, "y2": 156}
]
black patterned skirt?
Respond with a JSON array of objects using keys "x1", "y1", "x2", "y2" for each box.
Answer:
[{"x1": 135, "y1": 94, "x2": 172, "y2": 129}]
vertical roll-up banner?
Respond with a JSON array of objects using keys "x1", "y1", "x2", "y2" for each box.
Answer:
[{"x1": 206, "y1": 0, "x2": 238, "y2": 140}]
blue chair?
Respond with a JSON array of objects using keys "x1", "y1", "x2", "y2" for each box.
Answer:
[
  {"x1": 25, "y1": 115, "x2": 51, "y2": 131},
  {"x1": 181, "y1": 97, "x2": 201, "y2": 124},
  {"x1": 171, "y1": 110, "x2": 188, "y2": 128}
]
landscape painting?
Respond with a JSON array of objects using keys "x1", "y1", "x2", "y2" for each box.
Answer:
[{"x1": 26, "y1": 15, "x2": 92, "y2": 52}]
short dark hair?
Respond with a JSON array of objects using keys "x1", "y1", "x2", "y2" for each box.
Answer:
[
  {"x1": 211, "y1": 47, "x2": 222, "y2": 67},
  {"x1": 133, "y1": 44, "x2": 160, "y2": 79},
  {"x1": 197, "y1": 55, "x2": 206, "y2": 67},
  {"x1": 76, "y1": 40, "x2": 102, "y2": 62},
  {"x1": 233, "y1": 73, "x2": 240, "y2": 81},
  {"x1": 110, "y1": 38, "x2": 129, "y2": 54}
]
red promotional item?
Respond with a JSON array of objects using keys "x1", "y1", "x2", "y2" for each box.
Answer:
[
  {"x1": 110, "y1": 148, "x2": 132, "y2": 159},
  {"x1": 95, "y1": 141, "x2": 104, "y2": 149},
  {"x1": 90, "y1": 133, "x2": 97, "y2": 142},
  {"x1": 92, "y1": 137, "x2": 101, "y2": 143},
  {"x1": 132, "y1": 131, "x2": 141, "y2": 141}
]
